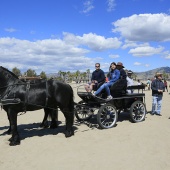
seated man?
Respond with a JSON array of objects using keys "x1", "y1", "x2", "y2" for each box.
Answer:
[
  {"x1": 85, "y1": 63, "x2": 105, "y2": 92},
  {"x1": 116, "y1": 62, "x2": 127, "y2": 80},
  {"x1": 126, "y1": 70, "x2": 134, "y2": 94}
]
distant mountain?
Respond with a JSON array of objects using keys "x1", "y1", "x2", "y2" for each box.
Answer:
[{"x1": 134, "y1": 66, "x2": 170, "y2": 80}]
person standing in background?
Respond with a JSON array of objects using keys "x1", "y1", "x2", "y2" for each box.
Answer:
[
  {"x1": 146, "y1": 79, "x2": 151, "y2": 90},
  {"x1": 164, "y1": 79, "x2": 168, "y2": 92},
  {"x1": 151, "y1": 73, "x2": 165, "y2": 116},
  {"x1": 137, "y1": 79, "x2": 141, "y2": 85}
]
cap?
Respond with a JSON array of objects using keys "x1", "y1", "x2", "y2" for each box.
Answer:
[
  {"x1": 127, "y1": 70, "x2": 133, "y2": 74},
  {"x1": 117, "y1": 62, "x2": 124, "y2": 68}
]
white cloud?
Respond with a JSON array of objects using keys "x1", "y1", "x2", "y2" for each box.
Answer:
[
  {"x1": 165, "y1": 54, "x2": 170, "y2": 59},
  {"x1": 112, "y1": 13, "x2": 170, "y2": 42},
  {"x1": 0, "y1": 37, "x2": 92, "y2": 73},
  {"x1": 145, "y1": 64, "x2": 150, "y2": 67},
  {"x1": 0, "y1": 33, "x2": 120, "y2": 73},
  {"x1": 134, "y1": 62, "x2": 142, "y2": 66},
  {"x1": 129, "y1": 45, "x2": 164, "y2": 57},
  {"x1": 4, "y1": 28, "x2": 17, "y2": 33},
  {"x1": 133, "y1": 62, "x2": 150, "y2": 68},
  {"x1": 122, "y1": 40, "x2": 149, "y2": 49},
  {"x1": 109, "y1": 54, "x2": 120, "y2": 58},
  {"x1": 63, "y1": 32, "x2": 122, "y2": 51},
  {"x1": 81, "y1": 0, "x2": 94, "y2": 14},
  {"x1": 107, "y1": 0, "x2": 116, "y2": 12}
]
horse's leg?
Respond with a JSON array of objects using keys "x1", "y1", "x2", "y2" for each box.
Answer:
[
  {"x1": 50, "y1": 109, "x2": 58, "y2": 129},
  {"x1": 8, "y1": 109, "x2": 20, "y2": 146},
  {"x1": 4, "y1": 112, "x2": 12, "y2": 135},
  {"x1": 62, "y1": 108, "x2": 74, "y2": 137},
  {"x1": 39, "y1": 108, "x2": 49, "y2": 128}
]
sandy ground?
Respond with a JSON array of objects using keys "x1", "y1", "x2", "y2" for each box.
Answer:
[{"x1": 0, "y1": 83, "x2": 170, "y2": 170}]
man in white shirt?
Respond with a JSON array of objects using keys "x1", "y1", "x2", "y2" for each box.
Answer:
[{"x1": 126, "y1": 70, "x2": 134, "y2": 93}]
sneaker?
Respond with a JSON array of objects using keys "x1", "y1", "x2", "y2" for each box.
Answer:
[
  {"x1": 91, "y1": 91, "x2": 96, "y2": 96},
  {"x1": 155, "y1": 112, "x2": 162, "y2": 116},
  {"x1": 106, "y1": 95, "x2": 113, "y2": 100}
]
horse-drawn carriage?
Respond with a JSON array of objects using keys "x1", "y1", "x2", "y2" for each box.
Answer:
[
  {"x1": 74, "y1": 79, "x2": 146, "y2": 129},
  {"x1": 0, "y1": 66, "x2": 146, "y2": 146}
]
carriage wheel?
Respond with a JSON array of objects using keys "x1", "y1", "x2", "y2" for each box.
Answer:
[
  {"x1": 130, "y1": 101, "x2": 146, "y2": 123},
  {"x1": 97, "y1": 103, "x2": 118, "y2": 129},
  {"x1": 75, "y1": 101, "x2": 93, "y2": 121}
]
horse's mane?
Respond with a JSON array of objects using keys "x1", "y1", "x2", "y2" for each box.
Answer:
[{"x1": 0, "y1": 66, "x2": 19, "y2": 79}]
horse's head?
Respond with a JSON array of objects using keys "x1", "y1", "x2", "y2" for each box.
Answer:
[{"x1": 0, "y1": 66, "x2": 19, "y2": 87}]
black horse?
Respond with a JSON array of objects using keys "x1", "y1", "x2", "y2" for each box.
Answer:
[{"x1": 0, "y1": 66, "x2": 74, "y2": 146}]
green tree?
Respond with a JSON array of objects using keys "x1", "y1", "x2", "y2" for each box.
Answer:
[
  {"x1": 40, "y1": 71, "x2": 47, "y2": 79},
  {"x1": 25, "y1": 69, "x2": 37, "y2": 77},
  {"x1": 12, "y1": 67, "x2": 21, "y2": 77}
]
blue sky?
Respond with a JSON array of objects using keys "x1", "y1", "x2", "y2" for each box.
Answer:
[{"x1": 0, "y1": 0, "x2": 170, "y2": 74}]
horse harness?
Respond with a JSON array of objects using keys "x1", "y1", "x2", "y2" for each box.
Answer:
[{"x1": 0, "y1": 80, "x2": 49, "y2": 112}]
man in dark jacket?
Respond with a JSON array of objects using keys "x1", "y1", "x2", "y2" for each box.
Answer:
[
  {"x1": 85, "y1": 63, "x2": 105, "y2": 92},
  {"x1": 116, "y1": 62, "x2": 127, "y2": 90},
  {"x1": 116, "y1": 62, "x2": 127, "y2": 80},
  {"x1": 151, "y1": 73, "x2": 165, "y2": 116}
]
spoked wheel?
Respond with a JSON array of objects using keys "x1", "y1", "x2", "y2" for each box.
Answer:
[
  {"x1": 130, "y1": 101, "x2": 146, "y2": 123},
  {"x1": 75, "y1": 101, "x2": 93, "y2": 121},
  {"x1": 97, "y1": 103, "x2": 118, "y2": 129}
]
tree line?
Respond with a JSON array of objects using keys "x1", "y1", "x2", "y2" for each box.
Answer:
[
  {"x1": 11, "y1": 67, "x2": 170, "y2": 83},
  {"x1": 12, "y1": 67, "x2": 91, "y2": 82}
]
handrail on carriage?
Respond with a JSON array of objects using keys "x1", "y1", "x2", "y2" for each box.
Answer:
[{"x1": 126, "y1": 85, "x2": 145, "y2": 93}]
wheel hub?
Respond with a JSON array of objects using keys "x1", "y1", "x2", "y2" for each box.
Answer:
[{"x1": 106, "y1": 114, "x2": 110, "y2": 119}]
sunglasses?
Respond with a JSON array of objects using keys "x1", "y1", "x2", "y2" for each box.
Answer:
[{"x1": 95, "y1": 66, "x2": 100, "y2": 68}]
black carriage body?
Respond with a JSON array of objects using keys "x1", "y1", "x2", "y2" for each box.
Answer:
[
  {"x1": 77, "y1": 92, "x2": 144, "y2": 109},
  {"x1": 112, "y1": 93, "x2": 144, "y2": 110},
  {"x1": 76, "y1": 84, "x2": 146, "y2": 129}
]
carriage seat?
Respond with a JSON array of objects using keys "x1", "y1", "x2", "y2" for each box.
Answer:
[
  {"x1": 126, "y1": 85, "x2": 145, "y2": 93},
  {"x1": 110, "y1": 79, "x2": 127, "y2": 97}
]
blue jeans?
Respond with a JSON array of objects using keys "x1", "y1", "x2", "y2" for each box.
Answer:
[
  {"x1": 152, "y1": 95, "x2": 162, "y2": 114},
  {"x1": 94, "y1": 82, "x2": 113, "y2": 96}
]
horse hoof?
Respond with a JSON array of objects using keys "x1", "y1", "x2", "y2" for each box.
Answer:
[
  {"x1": 50, "y1": 123, "x2": 58, "y2": 129},
  {"x1": 9, "y1": 141, "x2": 20, "y2": 146},
  {"x1": 65, "y1": 131, "x2": 74, "y2": 138},
  {"x1": 39, "y1": 122, "x2": 49, "y2": 128}
]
